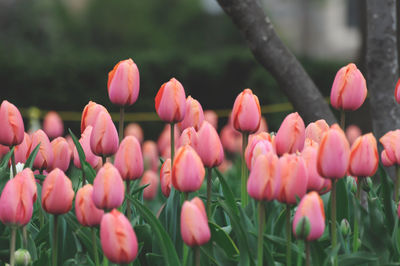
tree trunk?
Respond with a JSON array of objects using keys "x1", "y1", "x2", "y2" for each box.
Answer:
[
  {"x1": 216, "y1": 0, "x2": 336, "y2": 125},
  {"x1": 366, "y1": 0, "x2": 400, "y2": 140}
]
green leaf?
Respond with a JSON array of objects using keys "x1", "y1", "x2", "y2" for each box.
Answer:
[
  {"x1": 338, "y1": 252, "x2": 378, "y2": 266},
  {"x1": 0, "y1": 147, "x2": 14, "y2": 180},
  {"x1": 336, "y1": 178, "x2": 349, "y2": 223},
  {"x1": 378, "y1": 165, "x2": 395, "y2": 232},
  {"x1": 24, "y1": 144, "x2": 40, "y2": 170},
  {"x1": 0, "y1": 146, "x2": 14, "y2": 167},
  {"x1": 209, "y1": 221, "x2": 239, "y2": 258},
  {"x1": 214, "y1": 168, "x2": 239, "y2": 216}
]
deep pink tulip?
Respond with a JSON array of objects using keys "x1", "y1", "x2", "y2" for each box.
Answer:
[
  {"x1": 292, "y1": 191, "x2": 325, "y2": 241},
  {"x1": 220, "y1": 123, "x2": 242, "y2": 154},
  {"x1": 346, "y1": 125, "x2": 362, "y2": 146},
  {"x1": 180, "y1": 197, "x2": 211, "y2": 246},
  {"x1": 90, "y1": 111, "x2": 119, "y2": 156},
  {"x1": 381, "y1": 150, "x2": 395, "y2": 167},
  {"x1": 317, "y1": 124, "x2": 350, "y2": 179},
  {"x1": 204, "y1": 110, "x2": 218, "y2": 129},
  {"x1": 305, "y1": 119, "x2": 329, "y2": 144},
  {"x1": 380, "y1": 130, "x2": 400, "y2": 165},
  {"x1": 107, "y1": 58, "x2": 140, "y2": 106},
  {"x1": 0, "y1": 100, "x2": 24, "y2": 146},
  {"x1": 143, "y1": 141, "x2": 159, "y2": 172},
  {"x1": 155, "y1": 78, "x2": 186, "y2": 123},
  {"x1": 178, "y1": 96, "x2": 204, "y2": 131},
  {"x1": 43, "y1": 111, "x2": 64, "y2": 139},
  {"x1": 41, "y1": 168, "x2": 74, "y2": 215},
  {"x1": 114, "y1": 136, "x2": 143, "y2": 180},
  {"x1": 14, "y1": 133, "x2": 31, "y2": 164},
  {"x1": 157, "y1": 124, "x2": 180, "y2": 158},
  {"x1": 140, "y1": 170, "x2": 159, "y2": 200},
  {"x1": 395, "y1": 78, "x2": 400, "y2": 104},
  {"x1": 81, "y1": 101, "x2": 108, "y2": 134},
  {"x1": 124, "y1": 123, "x2": 143, "y2": 143},
  {"x1": 30, "y1": 130, "x2": 54, "y2": 171},
  {"x1": 245, "y1": 132, "x2": 274, "y2": 170},
  {"x1": 51, "y1": 137, "x2": 72, "y2": 172},
  {"x1": 330, "y1": 63, "x2": 367, "y2": 111},
  {"x1": 196, "y1": 121, "x2": 224, "y2": 168},
  {"x1": 100, "y1": 209, "x2": 138, "y2": 263},
  {"x1": 16, "y1": 168, "x2": 37, "y2": 203},
  {"x1": 75, "y1": 184, "x2": 104, "y2": 227},
  {"x1": 275, "y1": 112, "x2": 305, "y2": 156},
  {"x1": 231, "y1": 89, "x2": 261, "y2": 133},
  {"x1": 92, "y1": 163, "x2": 125, "y2": 210},
  {"x1": 172, "y1": 145, "x2": 205, "y2": 192},
  {"x1": 349, "y1": 133, "x2": 378, "y2": 177},
  {"x1": 160, "y1": 159, "x2": 171, "y2": 197},
  {"x1": 247, "y1": 132, "x2": 272, "y2": 152},
  {"x1": 73, "y1": 126, "x2": 102, "y2": 170},
  {"x1": 178, "y1": 127, "x2": 198, "y2": 149}
]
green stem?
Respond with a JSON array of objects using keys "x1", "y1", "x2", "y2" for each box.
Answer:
[
  {"x1": 353, "y1": 180, "x2": 361, "y2": 252},
  {"x1": 119, "y1": 106, "x2": 125, "y2": 143},
  {"x1": 241, "y1": 132, "x2": 249, "y2": 206},
  {"x1": 184, "y1": 192, "x2": 189, "y2": 201},
  {"x1": 286, "y1": 204, "x2": 292, "y2": 266},
  {"x1": 82, "y1": 170, "x2": 86, "y2": 186},
  {"x1": 10, "y1": 226, "x2": 16, "y2": 266},
  {"x1": 11, "y1": 146, "x2": 17, "y2": 178},
  {"x1": 52, "y1": 215, "x2": 58, "y2": 266},
  {"x1": 194, "y1": 246, "x2": 200, "y2": 266},
  {"x1": 91, "y1": 228, "x2": 100, "y2": 266},
  {"x1": 396, "y1": 166, "x2": 400, "y2": 203},
  {"x1": 126, "y1": 180, "x2": 131, "y2": 221},
  {"x1": 305, "y1": 241, "x2": 310, "y2": 266},
  {"x1": 102, "y1": 156, "x2": 107, "y2": 165},
  {"x1": 170, "y1": 122, "x2": 175, "y2": 162},
  {"x1": 257, "y1": 202, "x2": 265, "y2": 266},
  {"x1": 340, "y1": 110, "x2": 346, "y2": 130},
  {"x1": 22, "y1": 226, "x2": 27, "y2": 249},
  {"x1": 206, "y1": 168, "x2": 212, "y2": 217},
  {"x1": 331, "y1": 179, "x2": 337, "y2": 266}
]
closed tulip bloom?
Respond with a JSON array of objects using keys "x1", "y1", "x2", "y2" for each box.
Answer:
[
  {"x1": 178, "y1": 127, "x2": 198, "y2": 149},
  {"x1": 305, "y1": 119, "x2": 329, "y2": 144},
  {"x1": 30, "y1": 130, "x2": 54, "y2": 171},
  {"x1": 292, "y1": 191, "x2": 325, "y2": 241},
  {"x1": 41, "y1": 168, "x2": 74, "y2": 215},
  {"x1": 81, "y1": 101, "x2": 108, "y2": 134},
  {"x1": 172, "y1": 145, "x2": 205, "y2": 192},
  {"x1": 75, "y1": 184, "x2": 104, "y2": 227},
  {"x1": 100, "y1": 209, "x2": 138, "y2": 263},
  {"x1": 0, "y1": 100, "x2": 24, "y2": 146},
  {"x1": 114, "y1": 136, "x2": 143, "y2": 180},
  {"x1": 73, "y1": 126, "x2": 102, "y2": 170},
  {"x1": 90, "y1": 111, "x2": 119, "y2": 156},
  {"x1": 245, "y1": 132, "x2": 274, "y2": 170},
  {"x1": 142, "y1": 141, "x2": 159, "y2": 172},
  {"x1": 92, "y1": 163, "x2": 125, "y2": 210},
  {"x1": 317, "y1": 124, "x2": 350, "y2": 179},
  {"x1": 178, "y1": 96, "x2": 204, "y2": 131},
  {"x1": 247, "y1": 132, "x2": 272, "y2": 152},
  {"x1": 155, "y1": 78, "x2": 186, "y2": 123},
  {"x1": 14, "y1": 133, "x2": 31, "y2": 164},
  {"x1": 381, "y1": 150, "x2": 395, "y2": 167},
  {"x1": 157, "y1": 124, "x2": 180, "y2": 158},
  {"x1": 15, "y1": 168, "x2": 37, "y2": 203},
  {"x1": 395, "y1": 78, "x2": 400, "y2": 104},
  {"x1": 51, "y1": 137, "x2": 72, "y2": 172},
  {"x1": 196, "y1": 121, "x2": 224, "y2": 168},
  {"x1": 349, "y1": 133, "x2": 378, "y2": 177},
  {"x1": 160, "y1": 159, "x2": 172, "y2": 197},
  {"x1": 346, "y1": 125, "x2": 362, "y2": 146},
  {"x1": 231, "y1": 89, "x2": 261, "y2": 133},
  {"x1": 220, "y1": 124, "x2": 242, "y2": 154},
  {"x1": 275, "y1": 112, "x2": 305, "y2": 156},
  {"x1": 278, "y1": 153, "x2": 308, "y2": 204},
  {"x1": 204, "y1": 110, "x2": 218, "y2": 129},
  {"x1": 247, "y1": 153, "x2": 280, "y2": 201},
  {"x1": 43, "y1": 111, "x2": 64, "y2": 139},
  {"x1": 140, "y1": 170, "x2": 159, "y2": 200},
  {"x1": 330, "y1": 63, "x2": 367, "y2": 111},
  {"x1": 65, "y1": 135, "x2": 75, "y2": 158},
  {"x1": 124, "y1": 123, "x2": 143, "y2": 143},
  {"x1": 380, "y1": 130, "x2": 400, "y2": 165},
  {"x1": 108, "y1": 58, "x2": 140, "y2": 106},
  {"x1": 180, "y1": 197, "x2": 211, "y2": 246}
]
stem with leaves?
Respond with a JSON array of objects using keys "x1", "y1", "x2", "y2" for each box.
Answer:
[
  {"x1": 353, "y1": 180, "x2": 361, "y2": 252},
  {"x1": 10, "y1": 226, "x2": 16, "y2": 266},
  {"x1": 241, "y1": 132, "x2": 249, "y2": 206},
  {"x1": 91, "y1": 228, "x2": 100, "y2": 266},
  {"x1": 11, "y1": 146, "x2": 17, "y2": 178},
  {"x1": 119, "y1": 106, "x2": 125, "y2": 143},
  {"x1": 194, "y1": 246, "x2": 200, "y2": 266},
  {"x1": 286, "y1": 204, "x2": 292, "y2": 266},
  {"x1": 305, "y1": 241, "x2": 310, "y2": 266},
  {"x1": 257, "y1": 202, "x2": 265, "y2": 266},
  {"x1": 52, "y1": 215, "x2": 59, "y2": 266},
  {"x1": 206, "y1": 168, "x2": 212, "y2": 216},
  {"x1": 331, "y1": 179, "x2": 337, "y2": 266}
]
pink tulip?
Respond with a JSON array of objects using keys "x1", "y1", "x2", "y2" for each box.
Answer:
[
  {"x1": 142, "y1": 141, "x2": 159, "y2": 172},
  {"x1": 107, "y1": 58, "x2": 140, "y2": 106},
  {"x1": 124, "y1": 123, "x2": 143, "y2": 143},
  {"x1": 155, "y1": 78, "x2": 186, "y2": 123},
  {"x1": 220, "y1": 123, "x2": 242, "y2": 154},
  {"x1": 178, "y1": 96, "x2": 204, "y2": 131},
  {"x1": 275, "y1": 112, "x2": 305, "y2": 156},
  {"x1": 317, "y1": 124, "x2": 350, "y2": 179},
  {"x1": 218, "y1": 159, "x2": 232, "y2": 173},
  {"x1": 140, "y1": 170, "x2": 159, "y2": 200},
  {"x1": 247, "y1": 132, "x2": 272, "y2": 152},
  {"x1": 65, "y1": 135, "x2": 75, "y2": 159},
  {"x1": 380, "y1": 130, "x2": 400, "y2": 165},
  {"x1": 73, "y1": 126, "x2": 102, "y2": 170},
  {"x1": 349, "y1": 133, "x2": 378, "y2": 177},
  {"x1": 75, "y1": 184, "x2": 104, "y2": 227},
  {"x1": 330, "y1": 63, "x2": 367, "y2": 111},
  {"x1": 81, "y1": 101, "x2": 108, "y2": 134},
  {"x1": 92, "y1": 163, "x2": 125, "y2": 210},
  {"x1": 254, "y1": 116, "x2": 269, "y2": 134},
  {"x1": 196, "y1": 121, "x2": 224, "y2": 168},
  {"x1": 172, "y1": 145, "x2": 205, "y2": 192},
  {"x1": 43, "y1": 111, "x2": 64, "y2": 139},
  {"x1": 245, "y1": 132, "x2": 274, "y2": 170},
  {"x1": 41, "y1": 168, "x2": 74, "y2": 215},
  {"x1": 180, "y1": 197, "x2": 211, "y2": 246},
  {"x1": 114, "y1": 136, "x2": 143, "y2": 180},
  {"x1": 305, "y1": 119, "x2": 329, "y2": 144},
  {"x1": 157, "y1": 124, "x2": 180, "y2": 158},
  {"x1": 292, "y1": 191, "x2": 325, "y2": 241},
  {"x1": 0, "y1": 100, "x2": 24, "y2": 146},
  {"x1": 160, "y1": 159, "x2": 171, "y2": 197},
  {"x1": 51, "y1": 137, "x2": 72, "y2": 172},
  {"x1": 30, "y1": 130, "x2": 54, "y2": 171},
  {"x1": 346, "y1": 125, "x2": 362, "y2": 146},
  {"x1": 14, "y1": 133, "x2": 31, "y2": 164},
  {"x1": 204, "y1": 110, "x2": 218, "y2": 129},
  {"x1": 90, "y1": 111, "x2": 119, "y2": 156},
  {"x1": 100, "y1": 209, "x2": 138, "y2": 263},
  {"x1": 395, "y1": 78, "x2": 400, "y2": 104},
  {"x1": 231, "y1": 89, "x2": 261, "y2": 133},
  {"x1": 178, "y1": 127, "x2": 198, "y2": 149},
  {"x1": 16, "y1": 168, "x2": 37, "y2": 202},
  {"x1": 381, "y1": 150, "x2": 395, "y2": 167}
]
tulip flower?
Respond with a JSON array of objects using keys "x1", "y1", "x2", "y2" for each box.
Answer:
[
  {"x1": 172, "y1": 145, "x2": 205, "y2": 193},
  {"x1": 178, "y1": 127, "x2": 198, "y2": 149},
  {"x1": 231, "y1": 89, "x2": 261, "y2": 133},
  {"x1": 305, "y1": 119, "x2": 329, "y2": 144},
  {"x1": 75, "y1": 184, "x2": 104, "y2": 227},
  {"x1": 43, "y1": 111, "x2": 64, "y2": 139},
  {"x1": 157, "y1": 124, "x2": 180, "y2": 159},
  {"x1": 247, "y1": 132, "x2": 272, "y2": 152},
  {"x1": 140, "y1": 170, "x2": 159, "y2": 200},
  {"x1": 275, "y1": 112, "x2": 305, "y2": 156},
  {"x1": 90, "y1": 111, "x2": 119, "y2": 157},
  {"x1": 178, "y1": 96, "x2": 204, "y2": 131},
  {"x1": 196, "y1": 121, "x2": 224, "y2": 168},
  {"x1": 245, "y1": 137, "x2": 274, "y2": 170},
  {"x1": 155, "y1": 78, "x2": 187, "y2": 123},
  {"x1": 114, "y1": 136, "x2": 144, "y2": 180},
  {"x1": 346, "y1": 125, "x2": 362, "y2": 146},
  {"x1": 380, "y1": 130, "x2": 400, "y2": 165},
  {"x1": 51, "y1": 137, "x2": 72, "y2": 172},
  {"x1": 73, "y1": 126, "x2": 102, "y2": 171},
  {"x1": 124, "y1": 123, "x2": 144, "y2": 143},
  {"x1": 381, "y1": 150, "x2": 394, "y2": 167},
  {"x1": 218, "y1": 159, "x2": 232, "y2": 173},
  {"x1": 254, "y1": 116, "x2": 269, "y2": 133},
  {"x1": 81, "y1": 101, "x2": 108, "y2": 134},
  {"x1": 107, "y1": 58, "x2": 140, "y2": 106},
  {"x1": 92, "y1": 163, "x2": 125, "y2": 210},
  {"x1": 30, "y1": 130, "x2": 54, "y2": 171},
  {"x1": 330, "y1": 63, "x2": 367, "y2": 111},
  {"x1": 180, "y1": 197, "x2": 211, "y2": 246},
  {"x1": 15, "y1": 168, "x2": 37, "y2": 203},
  {"x1": 14, "y1": 133, "x2": 31, "y2": 164},
  {"x1": 100, "y1": 209, "x2": 138, "y2": 264},
  {"x1": 160, "y1": 159, "x2": 172, "y2": 197},
  {"x1": 204, "y1": 110, "x2": 218, "y2": 129},
  {"x1": 143, "y1": 140, "x2": 159, "y2": 172},
  {"x1": 395, "y1": 78, "x2": 400, "y2": 104},
  {"x1": 349, "y1": 133, "x2": 378, "y2": 178},
  {"x1": 0, "y1": 100, "x2": 25, "y2": 147}
]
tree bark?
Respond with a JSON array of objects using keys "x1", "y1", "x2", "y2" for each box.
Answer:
[
  {"x1": 216, "y1": 0, "x2": 336, "y2": 124},
  {"x1": 366, "y1": 0, "x2": 400, "y2": 140}
]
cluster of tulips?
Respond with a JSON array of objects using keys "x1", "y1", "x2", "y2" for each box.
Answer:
[{"x1": 0, "y1": 58, "x2": 398, "y2": 266}]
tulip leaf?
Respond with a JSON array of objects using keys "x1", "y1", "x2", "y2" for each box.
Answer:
[
  {"x1": 209, "y1": 221, "x2": 239, "y2": 258},
  {"x1": 378, "y1": 164, "x2": 395, "y2": 232},
  {"x1": 0, "y1": 146, "x2": 14, "y2": 168},
  {"x1": 0, "y1": 147, "x2": 13, "y2": 182},
  {"x1": 214, "y1": 168, "x2": 239, "y2": 216},
  {"x1": 25, "y1": 144, "x2": 40, "y2": 170},
  {"x1": 337, "y1": 252, "x2": 378, "y2": 265},
  {"x1": 131, "y1": 184, "x2": 149, "y2": 195},
  {"x1": 335, "y1": 178, "x2": 349, "y2": 223}
]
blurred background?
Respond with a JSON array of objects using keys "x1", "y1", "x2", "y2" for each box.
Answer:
[{"x1": 0, "y1": 0, "x2": 365, "y2": 139}]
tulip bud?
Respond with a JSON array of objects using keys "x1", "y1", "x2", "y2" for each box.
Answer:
[
  {"x1": 142, "y1": 141, "x2": 159, "y2": 172},
  {"x1": 155, "y1": 78, "x2": 187, "y2": 123},
  {"x1": 292, "y1": 191, "x2": 325, "y2": 241},
  {"x1": 90, "y1": 111, "x2": 119, "y2": 156},
  {"x1": 178, "y1": 96, "x2": 204, "y2": 131},
  {"x1": 395, "y1": 78, "x2": 400, "y2": 104},
  {"x1": 349, "y1": 133, "x2": 378, "y2": 178},
  {"x1": 124, "y1": 123, "x2": 143, "y2": 143},
  {"x1": 0, "y1": 100, "x2": 25, "y2": 146},
  {"x1": 220, "y1": 123, "x2": 242, "y2": 154},
  {"x1": 180, "y1": 197, "x2": 211, "y2": 246},
  {"x1": 15, "y1": 249, "x2": 31, "y2": 266},
  {"x1": 81, "y1": 101, "x2": 108, "y2": 134},
  {"x1": 178, "y1": 127, "x2": 198, "y2": 149},
  {"x1": 51, "y1": 137, "x2": 72, "y2": 172},
  {"x1": 92, "y1": 163, "x2": 125, "y2": 210},
  {"x1": 14, "y1": 133, "x2": 31, "y2": 164},
  {"x1": 361, "y1": 177, "x2": 373, "y2": 192},
  {"x1": 75, "y1": 184, "x2": 104, "y2": 227},
  {"x1": 231, "y1": 89, "x2": 261, "y2": 133},
  {"x1": 114, "y1": 136, "x2": 143, "y2": 180},
  {"x1": 30, "y1": 130, "x2": 54, "y2": 171},
  {"x1": 275, "y1": 112, "x2": 305, "y2": 156},
  {"x1": 294, "y1": 216, "x2": 311, "y2": 240},
  {"x1": 204, "y1": 110, "x2": 218, "y2": 129},
  {"x1": 348, "y1": 177, "x2": 358, "y2": 194},
  {"x1": 107, "y1": 58, "x2": 140, "y2": 106},
  {"x1": 330, "y1": 63, "x2": 367, "y2": 111},
  {"x1": 172, "y1": 145, "x2": 205, "y2": 192},
  {"x1": 340, "y1": 219, "x2": 351, "y2": 236},
  {"x1": 305, "y1": 119, "x2": 329, "y2": 144},
  {"x1": 100, "y1": 209, "x2": 138, "y2": 263},
  {"x1": 15, "y1": 168, "x2": 37, "y2": 203},
  {"x1": 43, "y1": 111, "x2": 64, "y2": 139},
  {"x1": 381, "y1": 150, "x2": 395, "y2": 167},
  {"x1": 42, "y1": 168, "x2": 74, "y2": 215},
  {"x1": 380, "y1": 130, "x2": 400, "y2": 165},
  {"x1": 346, "y1": 125, "x2": 362, "y2": 146},
  {"x1": 73, "y1": 126, "x2": 102, "y2": 170},
  {"x1": 160, "y1": 159, "x2": 172, "y2": 197},
  {"x1": 245, "y1": 136, "x2": 274, "y2": 170},
  {"x1": 196, "y1": 121, "x2": 224, "y2": 168},
  {"x1": 140, "y1": 170, "x2": 159, "y2": 200}
]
